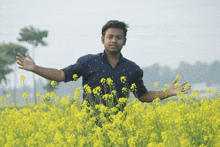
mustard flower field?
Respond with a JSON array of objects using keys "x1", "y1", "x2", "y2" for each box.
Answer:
[{"x1": 0, "y1": 75, "x2": 220, "y2": 147}]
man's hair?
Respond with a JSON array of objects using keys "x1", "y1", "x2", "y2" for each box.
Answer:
[{"x1": 102, "y1": 20, "x2": 129, "y2": 38}]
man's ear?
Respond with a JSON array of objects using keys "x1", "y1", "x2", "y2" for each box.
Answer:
[{"x1": 101, "y1": 36, "x2": 104, "y2": 44}]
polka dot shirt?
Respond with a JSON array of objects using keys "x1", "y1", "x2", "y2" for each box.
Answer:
[{"x1": 61, "y1": 50, "x2": 147, "y2": 104}]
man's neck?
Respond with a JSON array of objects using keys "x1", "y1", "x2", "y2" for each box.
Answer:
[{"x1": 105, "y1": 50, "x2": 121, "y2": 61}]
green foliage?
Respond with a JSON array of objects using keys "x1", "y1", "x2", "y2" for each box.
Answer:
[
  {"x1": 17, "y1": 25, "x2": 48, "y2": 47},
  {"x1": 0, "y1": 42, "x2": 28, "y2": 84}
]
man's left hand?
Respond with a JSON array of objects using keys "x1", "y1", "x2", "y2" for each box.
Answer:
[{"x1": 168, "y1": 78, "x2": 192, "y2": 96}]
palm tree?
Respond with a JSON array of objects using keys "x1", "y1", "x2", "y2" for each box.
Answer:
[{"x1": 17, "y1": 26, "x2": 48, "y2": 104}]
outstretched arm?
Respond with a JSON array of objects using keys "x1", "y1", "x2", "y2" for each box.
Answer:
[
  {"x1": 16, "y1": 53, "x2": 65, "y2": 82},
  {"x1": 139, "y1": 78, "x2": 191, "y2": 102}
]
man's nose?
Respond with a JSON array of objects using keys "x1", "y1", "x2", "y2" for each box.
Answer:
[{"x1": 111, "y1": 38, "x2": 117, "y2": 42}]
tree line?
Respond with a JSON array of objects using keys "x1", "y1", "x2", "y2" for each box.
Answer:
[{"x1": 142, "y1": 60, "x2": 220, "y2": 90}]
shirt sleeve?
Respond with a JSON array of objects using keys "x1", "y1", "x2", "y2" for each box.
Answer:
[
  {"x1": 61, "y1": 55, "x2": 89, "y2": 83},
  {"x1": 132, "y1": 68, "x2": 147, "y2": 98}
]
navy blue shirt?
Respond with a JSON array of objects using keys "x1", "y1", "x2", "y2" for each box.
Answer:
[{"x1": 61, "y1": 50, "x2": 147, "y2": 104}]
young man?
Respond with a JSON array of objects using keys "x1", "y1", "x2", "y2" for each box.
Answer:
[{"x1": 16, "y1": 20, "x2": 191, "y2": 105}]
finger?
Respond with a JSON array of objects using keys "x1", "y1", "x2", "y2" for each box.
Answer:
[
  {"x1": 26, "y1": 53, "x2": 32, "y2": 60},
  {"x1": 18, "y1": 53, "x2": 25, "y2": 60},
  {"x1": 16, "y1": 61, "x2": 23, "y2": 66},
  {"x1": 181, "y1": 81, "x2": 189, "y2": 86},
  {"x1": 16, "y1": 56, "x2": 23, "y2": 63},
  {"x1": 18, "y1": 66, "x2": 25, "y2": 70},
  {"x1": 182, "y1": 86, "x2": 191, "y2": 91},
  {"x1": 172, "y1": 78, "x2": 179, "y2": 85}
]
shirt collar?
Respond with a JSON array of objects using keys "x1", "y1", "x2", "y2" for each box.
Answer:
[{"x1": 102, "y1": 50, "x2": 124, "y2": 63}]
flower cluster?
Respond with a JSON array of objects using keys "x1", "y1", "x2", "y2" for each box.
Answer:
[
  {"x1": 1, "y1": 91, "x2": 220, "y2": 146},
  {"x1": 1, "y1": 75, "x2": 220, "y2": 146},
  {"x1": 72, "y1": 74, "x2": 78, "y2": 81}
]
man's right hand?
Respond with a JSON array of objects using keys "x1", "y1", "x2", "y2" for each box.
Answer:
[
  {"x1": 16, "y1": 53, "x2": 65, "y2": 82},
  {"x1": 16, "y1": 53, "x2": 36, "y2": 72}
]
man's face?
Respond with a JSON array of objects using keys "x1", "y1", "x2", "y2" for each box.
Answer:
[{"x1": 101, "y1": 28, "x2": 126, "y2": 55}]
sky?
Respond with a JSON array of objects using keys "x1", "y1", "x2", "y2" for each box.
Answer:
[{"x1": 0, "y1": 0, "x2": 220, "y2": 88}]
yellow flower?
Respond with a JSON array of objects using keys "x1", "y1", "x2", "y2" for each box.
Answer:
[
  {"x1": 55, "y1": 97, "x2": 60, "y2": 102},
  {"x1": 177, "y1": 91, "x2": 183, "y2": 96},
  {"x1": 50, "y1": 92, "x2": 56, "y2": 97},
  {"x1": 45, "y1": 93, "x2": 50, "y2": 98},
  {"x1": 93, "y1": 86, "x2": 102, "y2": 95},
  {"x1": 164, "y1": 84, "x2": 169, "y2": 88},
  {"x1": 153, "y1": 82, "x2": 158, "y2": 89},
  {"x1": 23, "y1": 92, "x2": 28, "y2": 98},
  {"x1": 111, "y1": 90, "x2": 117, "y2": 95},
  {"x1": 206, "y1": 88, "x2": 212, "y2": 94},
  {"x1": 109, "y1": 94, "x2": 113, "y2": 100},
  {"x1": 84, "y1": 84, "x2": 91, "y2": 94},
  {"x1": 192, "y1": 91, "x2": 201, "y2": 97},
  {"x1": 120, "y1": 76, "x2": 126, "y2": 83},
  {"x1": 103, "y1": 94, "x2": 109, "y2": 100},
  {"x1": 23, "y1": 92, "x2": 29, "y2": 100},
  {"x1": 163, "y1": 87, "x2": 168, "y2": 92},
  {"x1": 118, "y1": 97, "x2": 128, "y2": 103},
  {"x1": 67, "y1": 94, "x2": 72, "y2": 99},
  {"x1": 0, "y1": 96, "x2": 6, "y2": 102},
  {"x1": 100, "y1": 78, "x2": 106, "y2": 84},
  {"x1": 184, "y1": 86, "x2": 189, "y2": 91},
  {"x1": 20, "y1": 75, "x2": 26, "y2": 83},
  {"x1": 72, "y1": 74, "x2": 78, "y2": 81},
  {"x1": 130, "y1": 83, "x2": 137, "y2": 92},
  {"x1": 214, "y1": 90, "x2": 219, "y2": 95},
  {"x1": 7, "y1": 94, "x2": 11, "y2": 100},
  {"x1": 176, "y1": 74, "x2": 181, "y2": 80},
  {"x1": 51, "y1": 80, "x2": 57, "y2": 87},
  {"x1": 187, "y1": 82, "x2": 190, "y2": 86},
  {"x1": 122, "y1": 87, "x2": 127, "y2": 93},
  {"x1": 107, "y1": 78, "x2": 113, "y2": 86},
  {"x1": 175, "y1": 83, "x2": 180, "y2": 88},
  {"x1": 153, "y1": 97, "x2": 160, "y2": 103},
  {"x1": 74, "y1": 87, "x2": 82, "y2": 100},
  {"x1": 204, "y1": 136, "x2": 208, "y2": 142},
  {"x1": 36, "y1": 92, "x2": 40, "y2": 97},
  {"x1": 61, "y1": 97, "x2": 69, "y2": 105}
]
